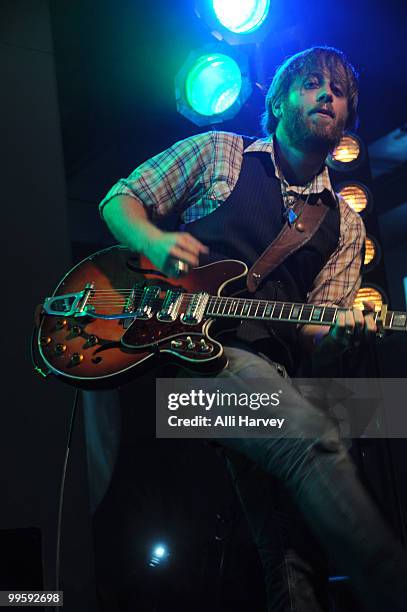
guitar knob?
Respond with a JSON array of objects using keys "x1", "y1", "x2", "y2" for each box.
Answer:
[
  {"x1": 55, "y1": 319, "x2": 67, "y2": 330},
  {"x1": 171, "y1": 339, "x2": 183, "y2": 349},
  {"x1": 69, "y1": 324, "x2": 82, "y2": 336},
  {"x1": 55, "y1": 343, "x2": 66, "y2": 355},
  {"x1": 199, "y1": 339, "x2": 211, "y2": 352},
  {"x1": 70, "y1": 353, "x2": 83, "y2": 366},
  {"x1": 186, "y1": 336, "x2": 195, "y2": 349},
  {"x1": 40, "y1": 336, "x2": 52, "y2": 347},
  {"x1": 84, "y1": 334, "x2": 99, "y2": 348}
]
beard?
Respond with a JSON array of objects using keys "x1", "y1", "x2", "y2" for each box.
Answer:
[{"x1": 281, "y1": 103, "x2": 346, "y2": 154}]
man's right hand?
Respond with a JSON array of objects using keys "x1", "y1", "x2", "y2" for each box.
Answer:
[
  {"x1": 147, "y1": 231, "x2": 209, "y2": 276},
  {"x1": 102, "y1": 195, "x2": 209, "y2": 276}
]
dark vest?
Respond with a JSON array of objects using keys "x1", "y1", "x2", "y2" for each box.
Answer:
[{"x1": 181, "y1": 138, "x2": 340, "y2": 371}]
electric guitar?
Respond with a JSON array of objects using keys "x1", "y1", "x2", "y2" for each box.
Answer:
[{"x1": 36, "y1": 245, "x2": 407, "y2": 389}]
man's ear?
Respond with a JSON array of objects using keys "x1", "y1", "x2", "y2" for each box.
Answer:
[{"x1": 272, "y1": 99, "x2": 282, "y2": 119}]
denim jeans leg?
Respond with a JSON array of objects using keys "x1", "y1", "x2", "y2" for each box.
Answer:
[
  {"x1": 223, "y1": 446, "x2": 330, "y2": 612},
  {"x1": 213, "y1": 347, "x2": 407, "y2": 612}
]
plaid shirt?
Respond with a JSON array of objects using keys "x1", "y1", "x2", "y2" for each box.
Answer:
[{"x1": 100, "y1": 131, "x2": 365, "y2": 308}]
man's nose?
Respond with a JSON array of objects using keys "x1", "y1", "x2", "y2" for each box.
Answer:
[{"x1": 317, "y1": 90, "x2": 333, "y2": 103}]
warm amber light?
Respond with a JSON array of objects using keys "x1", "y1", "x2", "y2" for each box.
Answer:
[
  {"x1": 353, "y1": 287, "x2": 384, "y2": 312},
  {"x1": 364, "y1": 236, "x2": 377, "y2": 266},
  {"x1": 338, "y1": 184, "x2": 369, "y2": 214},
  {"x1": 331, "y1": 134, "x2": 361, "y2": 163}
]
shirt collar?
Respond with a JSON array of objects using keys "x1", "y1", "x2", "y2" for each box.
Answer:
[{"x1": 244, "y1": 135, "x2": 337, "y2": 207}]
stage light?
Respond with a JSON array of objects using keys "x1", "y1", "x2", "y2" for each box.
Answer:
[
  {"x1": 175, "y1": 44, "x2": 252, "y2": 126},
  {"x1": 337, "y1": 182, "x2": 372, "y2": 215},
  {"x1": 353, "y1": 285, "x2": 386, "y2": 312},
  {"x1": 186, "y1": 53, "x2": 242, "y2": 116},
  {"x1": 149, "y1": 544, "x2": 169, "y2": 567},
  {"x1": 194, "y1": 0, "x2": 272, "y2": 45},
  {"x1": 364, "y1": 235, "x2": 380, "y2": 269},
  {"x1": 212, "y1": 0, "x2": 271, "y2": 34},
  {"x1": 327, "y1": 133, "x2": 365, "y2": 171}
]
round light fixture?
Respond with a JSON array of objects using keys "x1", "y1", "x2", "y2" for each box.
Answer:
[
  {"x1": 175, "y1": 44, "x2": 252, "y2": 126},
  {"x1": 364, "y1": 235, "x2": 380, "y2": 269},
  {"x1": 185, "y1": 53, "x2": 242, "y2": 116},
  {"x1": 337, "y1": 182, "x2": 372, "y2": 215},
  {"x1": 212, "y1": 0, "x2": 271, "y2": 34},
  {"x1": 353, "y1": 285, "x2": 386, "y2": 312},
  {"x1": 327, "y1": 133, "x2": 364, "y2": 171}
]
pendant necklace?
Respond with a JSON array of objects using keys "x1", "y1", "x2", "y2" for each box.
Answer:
[
  {"x1": 283, "y1": 181, "x2": 314, "y2": 226},
  {"x1": 276, "y1": 164, "x2": 316, "y2": 227}
]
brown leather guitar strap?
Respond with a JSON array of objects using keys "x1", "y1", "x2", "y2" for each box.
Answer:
[{"x1": 246, "y1": 196, "x2": 331, "y2": 292}]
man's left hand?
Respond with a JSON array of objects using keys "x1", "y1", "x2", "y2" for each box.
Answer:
[
  {"x1": 327, "y1": 300, "x2": 377, "y2": 350},
  {"x1": 299, "y1": 301, "x2": 377, "y2": 354}
]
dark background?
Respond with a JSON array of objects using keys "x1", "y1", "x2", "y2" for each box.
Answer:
[{"x1": 1, "y1": 1, "x2": 406, "y2": 610}]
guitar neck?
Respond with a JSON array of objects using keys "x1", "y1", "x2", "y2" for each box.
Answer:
[{"x1": 205, "y1": 296, "x2": 407, "y2": 331}]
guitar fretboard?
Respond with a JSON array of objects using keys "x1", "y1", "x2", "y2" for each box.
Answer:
[{"x1": 205, "y1": 296, "x2": 407, "y2": 331}]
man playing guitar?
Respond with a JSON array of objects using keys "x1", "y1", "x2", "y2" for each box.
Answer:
[{"x1": 38, "y1": 46, "x2": 407, "y2": 611}]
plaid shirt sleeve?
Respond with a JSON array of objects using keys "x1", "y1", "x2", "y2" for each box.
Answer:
[
  {"x1": 307, "y1": 196, "x2": 366, "y2": 308},
  {"x1": 99, "y1": 132, "x2": 216, "y2": 219},
  {"x1": 99, "y1": 131, "x2": 244, "y2": 222}
]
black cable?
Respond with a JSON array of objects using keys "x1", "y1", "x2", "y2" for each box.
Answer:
[
  {"x1": 30, "y1": 318, "x2": 81, "y2": 607},
  {"x1": 55, "y1": 387, "x2": 80, "y2": 611}
]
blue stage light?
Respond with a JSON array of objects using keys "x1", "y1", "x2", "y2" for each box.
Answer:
[
  {"x1": 149, "y1": 543, "x2": 169, "y2": 567},
  {"x1": 212, "y1": 0, "x2": 271, "y2": 34},
  {"x1": 154, "y1": 545, "x2": 166, "y2": 558},
  {"x1": 329, "y1": 575, "x2": 349, "y2": 582},
  {"x1": 185, "y1": 53, "x2": 242, "y2": 116}
]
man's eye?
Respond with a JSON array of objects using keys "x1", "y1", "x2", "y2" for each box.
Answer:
[
  {"x1": 333, "y1": 86, "x2": 344, "y2": 97},
  {"x1": 304, "y1": 80, "x2": 318, "y2": 89}
]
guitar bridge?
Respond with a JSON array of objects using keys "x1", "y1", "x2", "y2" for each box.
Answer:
[
  {"x1": 121, "y1": 286, "x2": 137, "y2": 329},
  {"x1": 121, "y1": 284, "x2": 161, "y2": 328},
  {"x1": 133, "y1": 285, "x2": 160, "y2": 319}
]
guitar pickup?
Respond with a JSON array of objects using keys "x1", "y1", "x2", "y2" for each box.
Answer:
[
  {"x1": 133, "y1": 285, "x2": 161, "y2": 320},
  {"x1": 180, "y1": 292, "x2": 209, "y2": 325},
  {"x1": 119, "y1": 284, "x2": 160, "y2": 329},
  {"x1": 157, "y1": 289, "x2": 183, "y2": 322}
]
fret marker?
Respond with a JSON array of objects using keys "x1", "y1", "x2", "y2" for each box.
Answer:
[
  {"x1": 291, "y1": 305, "x2": 301, "y2": 319},
  {"x1": 393, "y1": 313, "x2": 406, "y2": 328},
  {"x1": 311, "y1": 307, "x2": 323, "y2": 321}
]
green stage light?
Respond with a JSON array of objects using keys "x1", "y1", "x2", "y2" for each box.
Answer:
[
  {"x1": 185, "y1": 53, "x2": 242, "y2": 116},
  {"x1": 175, "y1": 44, "x2": 252, "y2": 126}
]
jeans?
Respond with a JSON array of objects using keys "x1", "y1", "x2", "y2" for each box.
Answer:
[
  {"x1": 211, "y1": 346, "x2": 407, "y2": 612},
  {"x1": 222, "y1": 447, "x2": 330, "y2": 612}
]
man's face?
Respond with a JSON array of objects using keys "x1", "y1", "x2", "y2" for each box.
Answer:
[{"x1": 277, "y1": 65, "x2": 349, "y2": 153}]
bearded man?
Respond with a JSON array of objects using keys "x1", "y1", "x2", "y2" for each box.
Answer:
[{"x1": 96, "y1": 46, "x2": 407, "y2": 611}]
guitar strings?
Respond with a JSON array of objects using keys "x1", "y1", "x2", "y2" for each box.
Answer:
[
  {"x1": 86, "y1": 295, "x2": 338, "y2": 319},
  {"x1": 87, "y1": 291, "x2": 327, "y2": 308},
  {"x1": 83, "y1": 289, "x2": 343, "y2": 320}
]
